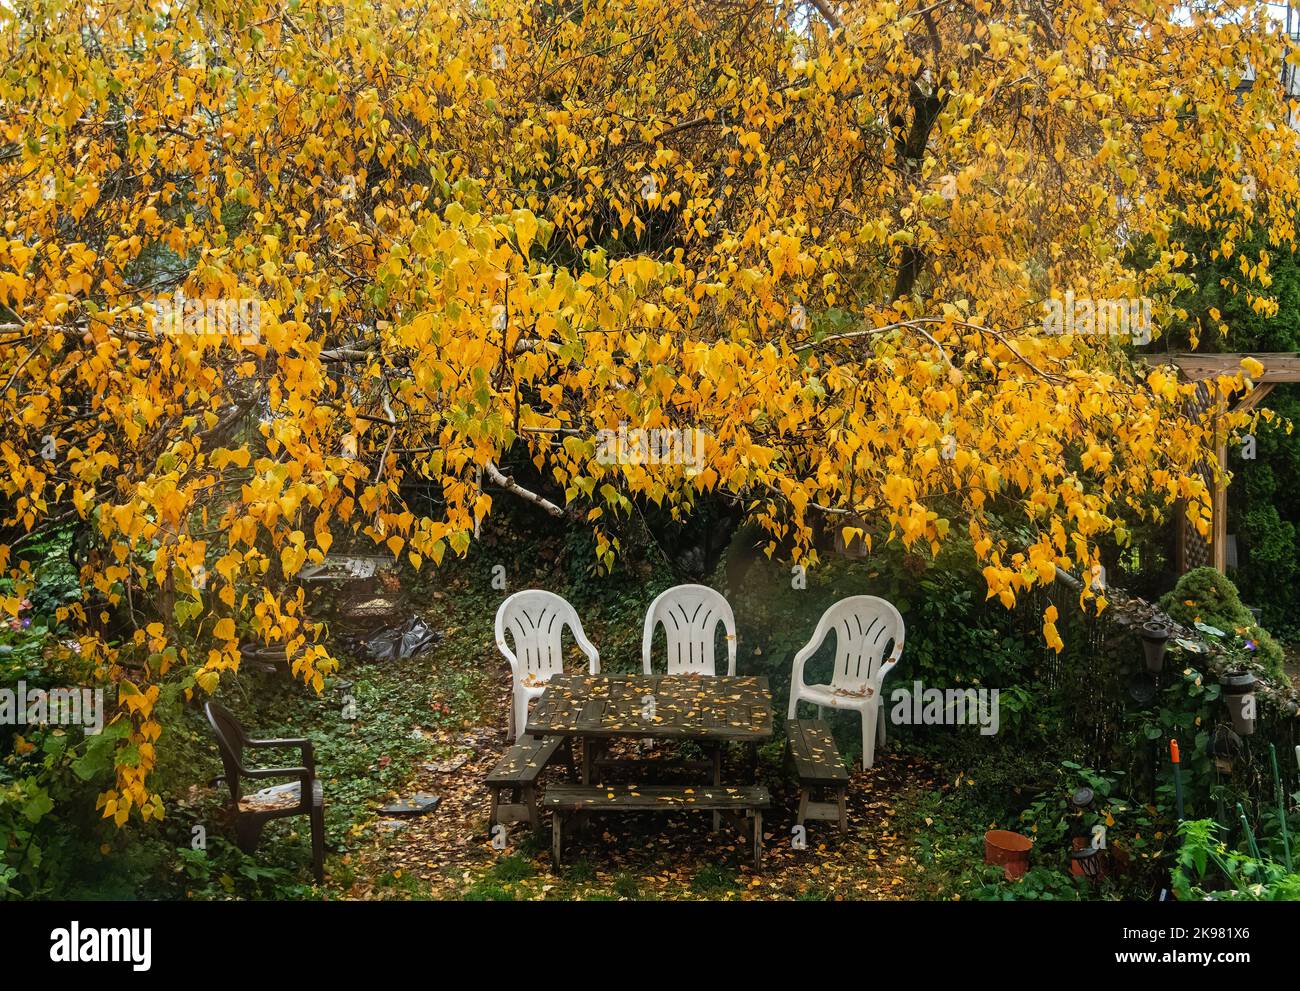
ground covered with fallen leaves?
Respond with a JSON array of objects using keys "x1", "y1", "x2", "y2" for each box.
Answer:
[
  {"x1": 181, "y1": 541, "x2": 994, "y2": 901},
  {"x1": 170, "y1": 551, "x2": 1156, "y2": 901},
  {"x1": 333, "y1": 656, "x2": 944, "y2": 901}
]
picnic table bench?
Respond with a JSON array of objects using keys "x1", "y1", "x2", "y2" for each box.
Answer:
[
  {"x1": 485, "y1": 735, "x2": 572, "y2": 832},
  {"x1": 786, "y1": 718, "x2": 849, "y2": 832},
  {"x1": 545, "y1": 784, "x2": 770, "y2": 868}
]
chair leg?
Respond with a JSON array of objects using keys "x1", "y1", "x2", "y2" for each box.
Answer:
[
  {"x1": 860, "y1": 705, "x2": 878, "y2": 770},
  {"x1": 512, "y1": 691, "x2": 531, "y2": 744},
  {"x1": 234, "y1": 815, "x2": 265, "y2": 854},
  {"x1": 796, "y1": 788, "x2": 809, "y2": 827},
  {"x1": 876, "y1": 701, "x2": 887, "y2": 749},
  {"x1": 837, "y1": 788, "x2": 848, "y2": 833},
  {"x1": 817, "y1": 705, "x2": 826, "y2": 722},
  {"x1": 787, "y1": 692, "x2": 799, "y2": 721},
  {"x1": 506, "y1": 697, "x2": 516, "y2": 744},
  {"x1": 310, "y1": 804, "x2": 325, "y2": 885},
  {"x1": 551, "y1": 813, "x2": 563, "y2": 869},
  {"x1": 752, "y1": 810, "x2": 763, "y2": 870},
  {"x1": 489, "y1": 786, "x2": 500, "y2": 827}
]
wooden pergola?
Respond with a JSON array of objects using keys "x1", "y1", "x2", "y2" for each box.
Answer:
[{"x1": 1156, "y1": 353, "x2": 1300, "y2": 573}]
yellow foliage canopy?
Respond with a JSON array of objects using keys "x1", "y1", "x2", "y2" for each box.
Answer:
[{"x1": 0, "y1": 0, "x2": 1295, "y2": 819}]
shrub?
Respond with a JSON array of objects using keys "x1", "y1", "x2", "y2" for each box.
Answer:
[{"x1": 1158, "y1": 567, "x2": 1286, "y2": 678}]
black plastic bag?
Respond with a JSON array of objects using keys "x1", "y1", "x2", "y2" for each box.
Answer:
[{"x1": 362, "y1": 615, "x2": 440, "y2": 662}]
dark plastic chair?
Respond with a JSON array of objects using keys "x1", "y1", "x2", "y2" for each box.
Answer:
[{"x1": 204, "y1": 701, "x2": 325, "y2": 884}]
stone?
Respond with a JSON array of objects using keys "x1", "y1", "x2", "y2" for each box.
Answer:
[{"x1": 379, "y1": 792, "x2": 441, "y2": 816}]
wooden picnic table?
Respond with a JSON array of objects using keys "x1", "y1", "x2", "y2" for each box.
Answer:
[
  {"x1": 526, "y1": 673, "x2": 774, "y2": 857},
  {"x1": 525, "y1": 673, "x2": 773, "y2": 786}
]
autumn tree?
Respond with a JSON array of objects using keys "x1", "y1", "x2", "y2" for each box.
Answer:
[{"x1": 1, "y1": 0, "x2": 1297, "y2": 821}]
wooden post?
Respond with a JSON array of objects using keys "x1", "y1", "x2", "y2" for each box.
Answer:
[{"x1": 1211, "y1": 383, "x2": 1274, "y2": 573}]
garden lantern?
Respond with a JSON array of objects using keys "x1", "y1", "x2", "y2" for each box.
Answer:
[
  {"x1": 1066, "y1": 787, "x2": 1102, "y2": 877},
  {"x1": 1209, "y1": 727, "x2": 1241, "y2": 776},
  {"x1": 1070, "y1": 846, "x2": 1102, "y2": 879},
  {"x1": 1219, "y1": 671, "x2": 1258, "y2": 736},
  {"x1": 1126, "y1": 671, "x2": 1157, "y2": 706},
  {"x1": 1138, "y1": 621, "x2": 1171, "y2": 674}
]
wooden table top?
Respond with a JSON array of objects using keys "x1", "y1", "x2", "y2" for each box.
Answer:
[{"x1": 525, "y1": 673, "x2": 773, "y2": 742}]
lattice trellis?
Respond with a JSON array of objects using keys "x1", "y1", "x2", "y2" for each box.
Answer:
[{"x1": 1178, "y1": 381, "x2": 1216, "y2": 573}]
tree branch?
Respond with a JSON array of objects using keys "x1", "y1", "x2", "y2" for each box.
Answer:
[
  {"x1": 483, "y1": 461, "x2": 564, "y2": 517},
  {"x1": 809, "y1": 0, "x2": 842, "y2": 31}
]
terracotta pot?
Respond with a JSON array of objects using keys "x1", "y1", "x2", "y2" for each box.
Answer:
[{"x1": 984, "y1": 829, "x2": 1033, "y2": 880}]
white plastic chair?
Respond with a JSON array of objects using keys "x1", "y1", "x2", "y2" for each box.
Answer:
[
  {"x1": 787, "y1": 596, "x2": 905, "y2": 769},
  {"x1": 642, "y1": 584, "x2": 737, "y2": 676},
  {"x1": 495, "y1": 590, "x2": 599, "y2": 742}
]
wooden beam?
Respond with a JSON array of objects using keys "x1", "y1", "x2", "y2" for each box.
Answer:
[
  {"x1": 1232, "y1": 381, "x2": 1275, "y2": 414},
  {"x1": 1154, "y1": 352, "x2": 1300, "y2": 383}
]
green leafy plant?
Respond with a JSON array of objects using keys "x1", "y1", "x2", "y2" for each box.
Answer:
[
  {"x1": 690, "y1": 863, "x2": 737, "y2": 895},
  {"x1": 1017, "y1": 762, "x2": 1161, "y2": 878},
  {"x1": 1172, "y1": 818, "x2": 1300, "y2": 900},
  {"x1": 968, "y1": 864, "x2": 1093, "y2": 901}
]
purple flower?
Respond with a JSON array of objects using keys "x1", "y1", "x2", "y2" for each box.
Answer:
[{"x1": 1245, "y1": 639, "x2": 1257, "y2": 652}]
